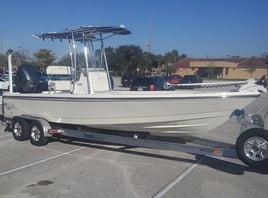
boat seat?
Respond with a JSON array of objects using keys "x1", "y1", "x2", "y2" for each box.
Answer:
[{"x1": 73, "y1": 69, "x2": 110, "y2": 94}]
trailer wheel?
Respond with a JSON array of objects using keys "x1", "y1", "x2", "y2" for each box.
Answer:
[
  {"x1": 29, "y1": 121, "x2": 48, "y2": 146},
  {"x1": 236, "y1": 129, "x2": 268, "y2": 167},
  {"x1": 12, "y1": 118, "x2": 30, "y2": 141}
]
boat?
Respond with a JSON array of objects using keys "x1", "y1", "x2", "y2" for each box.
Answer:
[{"x1": 1, "y1": 25, "x2": 261, "y2": 137}]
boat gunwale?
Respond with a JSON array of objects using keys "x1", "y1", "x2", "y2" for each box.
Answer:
[{"x1": 2, "y1": 91, "x2": 260, "y2": 101}]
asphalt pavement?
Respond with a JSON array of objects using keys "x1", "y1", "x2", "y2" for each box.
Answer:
[{"x1": 0, "y1": 77, "x2": 267, "y2": 198}]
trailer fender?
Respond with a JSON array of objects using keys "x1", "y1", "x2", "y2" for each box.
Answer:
[
  {"x1": 32, "y1": 118, "x2": 52, "y2": 137},
  {"x1": 29, "y1": 119, "x2": 50, "y2": 146},
  {"x1": 11, "y1": 116, "x2": 52, "y2": 137}
]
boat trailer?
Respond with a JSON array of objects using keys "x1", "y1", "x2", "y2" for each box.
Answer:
[{"x1": 3, "y1": 109, "x2": 268, "y2": 168}]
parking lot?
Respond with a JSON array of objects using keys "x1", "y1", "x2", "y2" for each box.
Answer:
[{"x1": 0, "y1": 78, "x2": 268, "y2": 198}]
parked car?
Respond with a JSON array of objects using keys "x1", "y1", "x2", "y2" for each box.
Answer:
[
  {"x1": 121, "y1": 74, "x2": 139, "y2": 87},
  {"x1": 0, "y1": 75, "x2": 18, "y2": 91},
  {"x1": 179, "y1": 75, "x2": 203, "y2": 89},
  {"x1": 164, "y1": 74, "x2": 182, "y2": 85},
  {"x1": 36, "y1": 72, "x2": 49, "y2": 92},
  {"x1": 0, "y1": 78, "x2": 9, "y2": 90},
  {"x1": 1, "y1": 72, "x2": 16, "y2": 80},
  {"x1": 130, "y1": 76, "x2": 174, "y2": 91},
  {"x1": 180, "y1": 75, "x2": 203, "y2": 84}
]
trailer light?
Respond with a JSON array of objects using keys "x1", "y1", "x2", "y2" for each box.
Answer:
[
  {"x1": 150, "y1": 84, "x2": 156, "y2": 91},
  {"x1": 3, "y1": 118, "x2": 11, "y2": 124},
  {"x1": 213, "y1": 149, "x2": 222, "y2": 155},
  {"x1": 49, "y1": 129, "x2": 64, "y2": 134}
]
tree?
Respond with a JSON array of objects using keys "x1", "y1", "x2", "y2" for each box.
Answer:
[
  {"x1": 105, "y1": 47, "x2": 118, "y2": 73},
  {"x1": 115, "y1": 45, "x2": 144, "y2": 74},
  {"x1": 0, "y1": 53, "x2": 7, "y2": 72},
  {"x1": 11, "y1": 47, "x2": 31, "y2": 66},
  {"x1": 35, "y1": 45, "x2": 186, "y2": 76},
  {"x1": 164, "y1": 50, "x2": 179, "y2": 62},
  {"x1": 57, "y1": 52, "x2": 85, "y2": 68},
  {"x1": 33, "y1": 49, "x2": 56, "y2": 71},
  {"x1": 0, "y1": 48, "x2": 32, "y2": 73},
  {"x1": 163, "y1": 50, "x2": 180, "y2": 75},
  {"x1": 246, "y1": 61, "x2": 256, "y2": 77},
  {"x1": 180, "y1": 53, "x2": 187, "y2": 59}
]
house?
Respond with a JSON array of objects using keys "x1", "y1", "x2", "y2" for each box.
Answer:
[{"x1": 176, "y1": 57, "x2": 268, "y2": 79}]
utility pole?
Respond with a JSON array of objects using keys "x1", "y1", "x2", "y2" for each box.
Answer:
[
  {"x1": 266, "y1": 55, "x2": 268, "y2": 77},
  {"x1": 146, "y1": 22, "x2": 152, "y2": 75},
  {"x1": 0, "y1": 34, "x2": 3, "y2": 54}
]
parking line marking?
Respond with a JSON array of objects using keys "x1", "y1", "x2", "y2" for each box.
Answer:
[
  {"x1": 153, "y1": 156, "x2": 206, "y2": 198},
  {"x1": 0, "y1": 134, "x2": 11, "y2": 138},
  {"x1": 0, "y1": 147, "x2": 85, "y2": 177}
]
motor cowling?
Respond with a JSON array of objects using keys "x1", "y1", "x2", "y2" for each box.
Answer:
[{"x1": 14, "y1": 64, "x2": 47, "y2": 93}]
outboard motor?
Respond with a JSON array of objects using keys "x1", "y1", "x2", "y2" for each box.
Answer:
[
  {"x1": 256, "y1": 75, "x2": 267, "y2": 88},
  {"x1": 14, "y1": 64, "x2": 41, "y2": 93}
]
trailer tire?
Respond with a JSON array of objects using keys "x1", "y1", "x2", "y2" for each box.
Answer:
[
  {"x1": 236, "y1": 129, "x2": 268, "y2": 167},
  {"x1": 12, "y1": 118, "x2": 30, "y2": 141},
  {"x1": 29, "y1": 121, "x2": 48, "y2": 146}
]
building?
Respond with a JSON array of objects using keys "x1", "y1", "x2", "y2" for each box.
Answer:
[{"x1": 176, "y1": 57, "x2": 268, "y2": 79}]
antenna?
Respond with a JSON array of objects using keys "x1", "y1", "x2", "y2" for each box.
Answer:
[
  {"x1": 144, "y1": 22, "x2": 152, "y2": 53},
  {"x1": 148, "y1": 22, "x2": 152, "y2": 54},
  {"x1": 144, "y1": 22, "x2": 153, "y2": 74},
  {"x1": 0, "y1": 34, "x2": 3, "y2": 54}
]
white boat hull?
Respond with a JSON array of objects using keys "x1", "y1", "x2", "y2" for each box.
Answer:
[{"x1": 2, "y1": 90, "x2": 259, "y2": 136}]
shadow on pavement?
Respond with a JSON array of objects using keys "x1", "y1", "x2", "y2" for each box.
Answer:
[{"x1": 49, "y1": 136, "x2": 268, "y2": 175}]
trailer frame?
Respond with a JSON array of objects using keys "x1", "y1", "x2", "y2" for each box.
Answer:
[{"x1": 3, "y1": 110, "x2": 268, "y2": 167}]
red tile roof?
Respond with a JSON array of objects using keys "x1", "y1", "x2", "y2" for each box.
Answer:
[
  {"x1": 237, "y1": 57, "x2": 267, "y2": 68},
  {"x1": 176, "y1": 57, "x2": 267, "y2": 68}
]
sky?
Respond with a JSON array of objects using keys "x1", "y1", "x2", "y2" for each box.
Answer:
[{"x1": 0, "y1": 0, "x2": 268, "y2": 59}]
